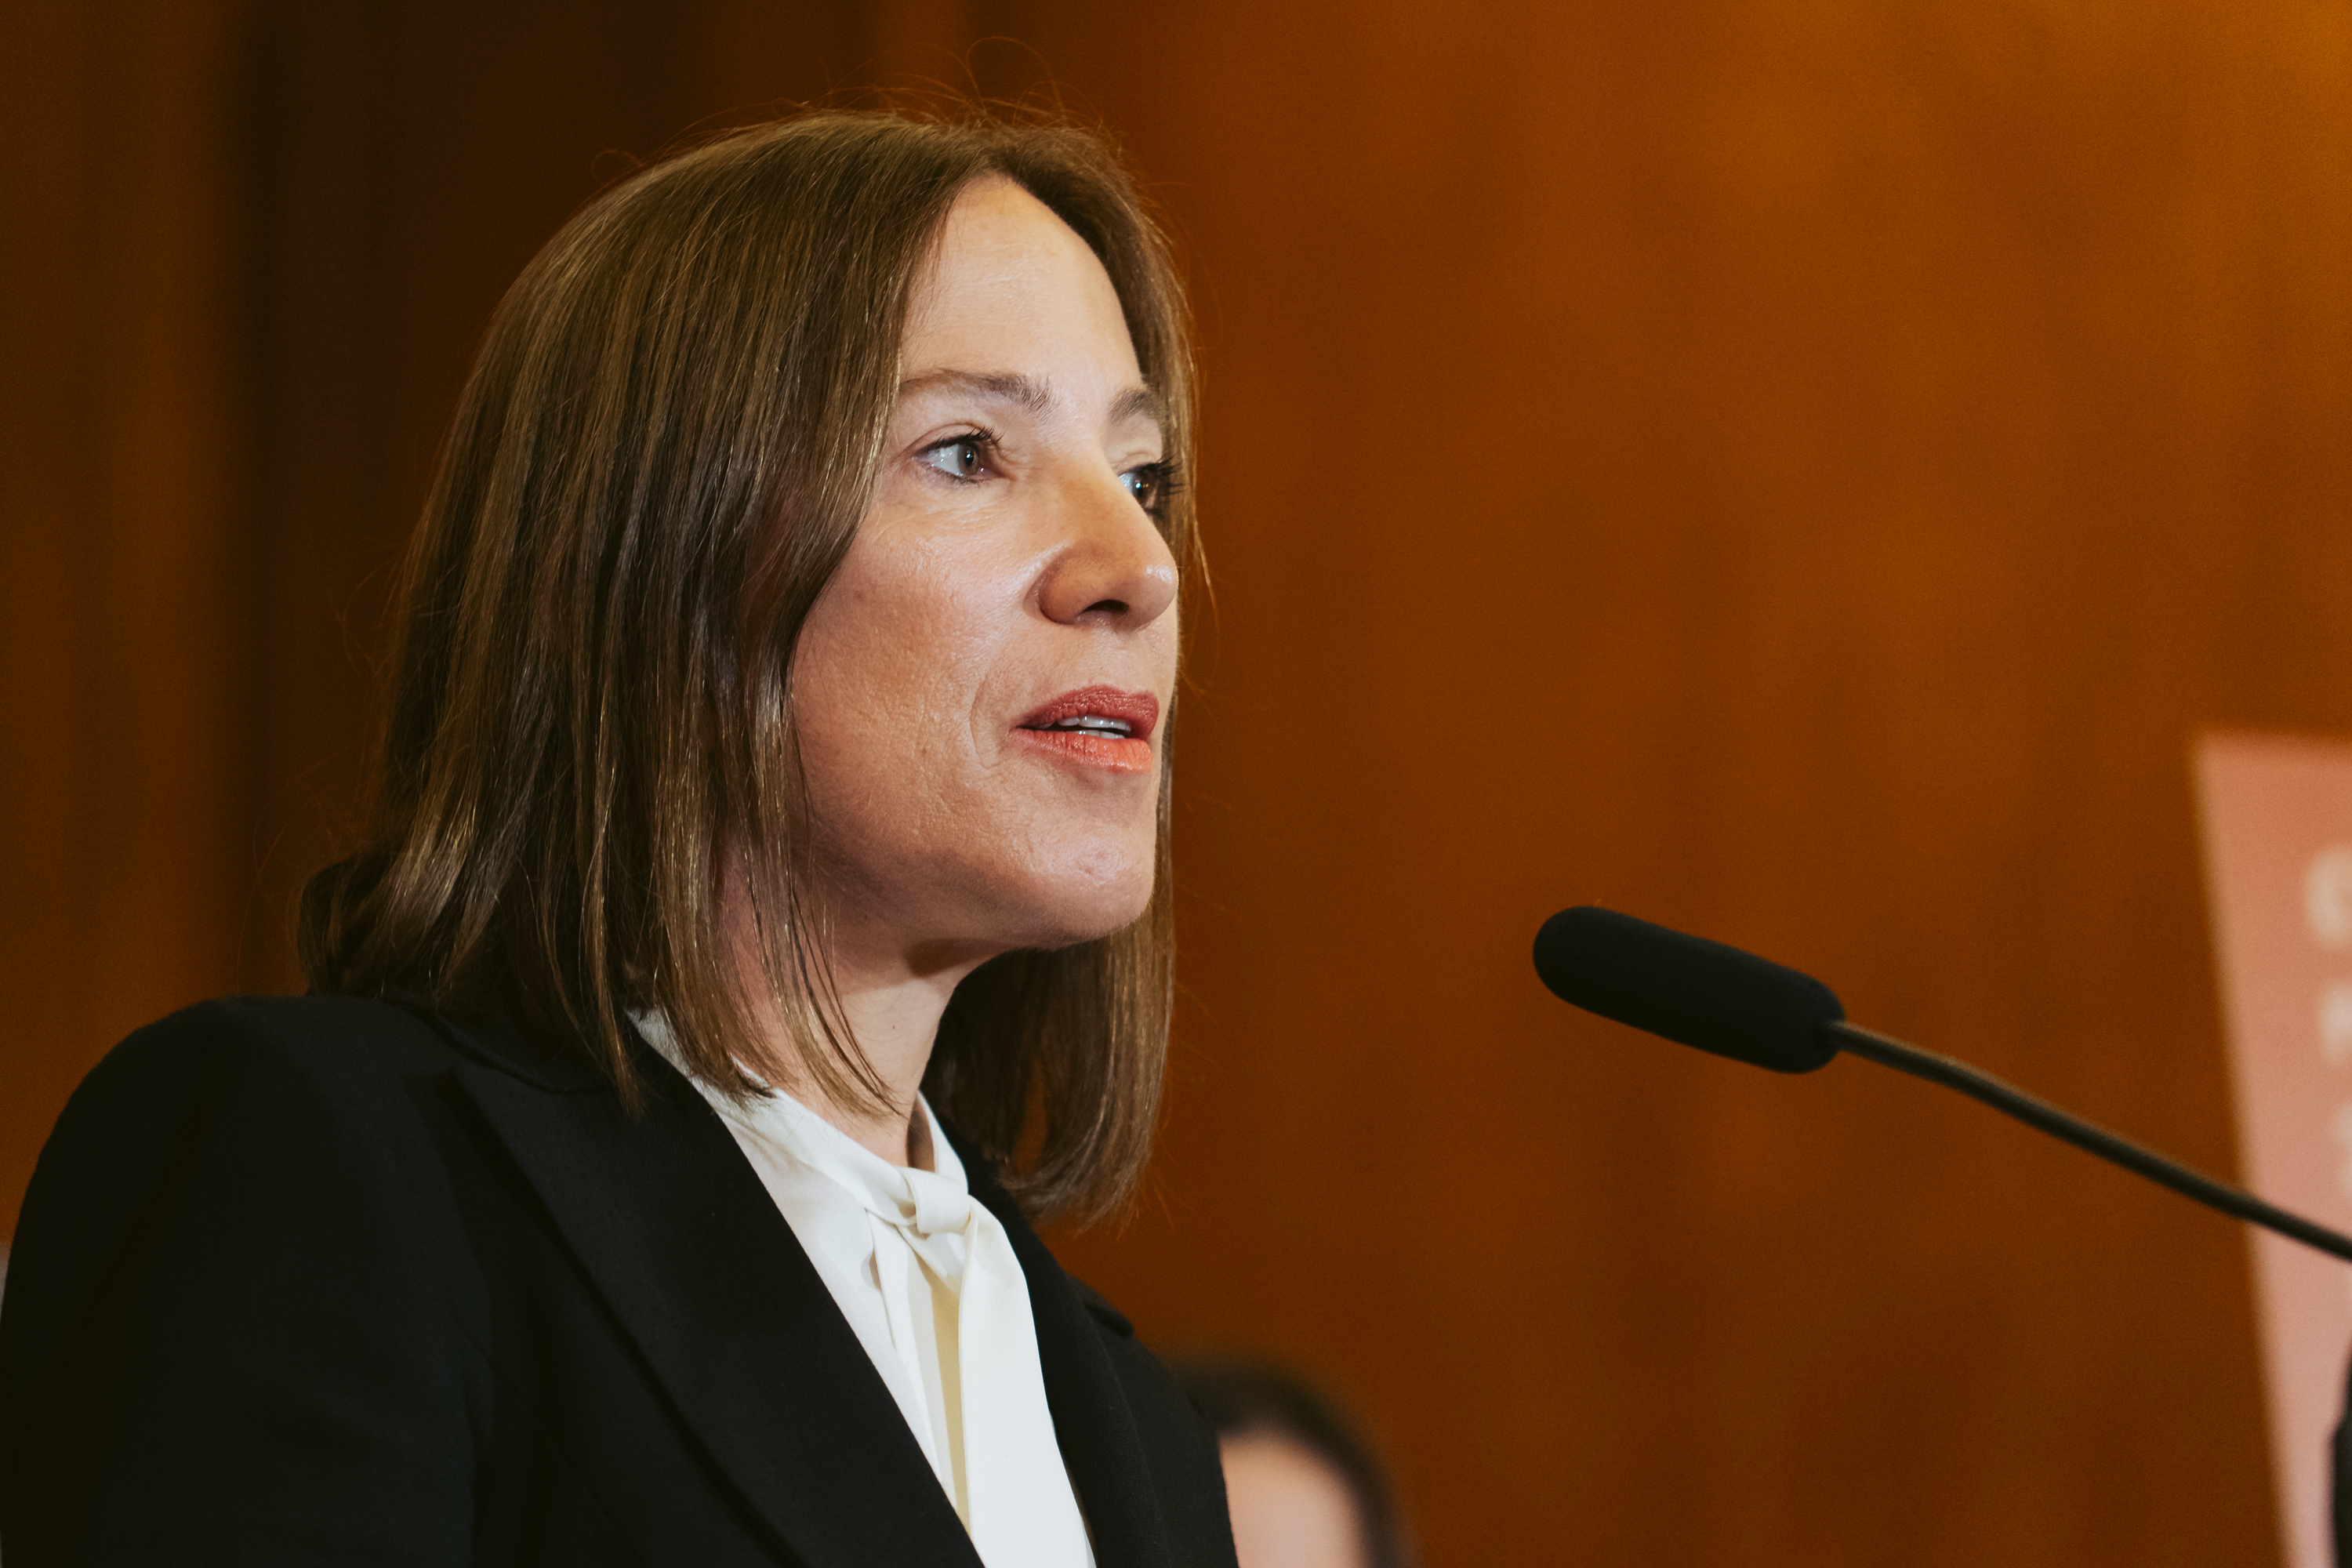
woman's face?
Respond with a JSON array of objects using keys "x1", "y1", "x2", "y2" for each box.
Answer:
[{"x1": 791, "y1": 176, "x2": 1179, "y2": 973}]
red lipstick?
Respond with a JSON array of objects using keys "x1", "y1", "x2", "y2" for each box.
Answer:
[{"x1": 1013, "y1": 686, "x2": 1160, "y2": 775}]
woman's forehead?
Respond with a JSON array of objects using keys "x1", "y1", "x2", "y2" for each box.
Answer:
[
  {"x1": 916, "y1": 182, "x2": 1103, "y2": 309},
  {"x1": 899, "y1": 180, "x2": 1146, "y2": 419}
]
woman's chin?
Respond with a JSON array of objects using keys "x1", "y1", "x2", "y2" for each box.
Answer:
[
  {"x1": 990, "y1": 867, "x2": 1157, "y2": 951},
  {"x1": 901, "y1": 901, "x2": 1145, "y2": 974},
  {"x1": 1018, "y1": 903, "x2": 1152, "y2": 953}
]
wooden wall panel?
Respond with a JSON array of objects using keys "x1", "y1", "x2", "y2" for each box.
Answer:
[
  {"x1": 7, "y1": 2, "x2": 2349, "y2": 1562},
  {"x1": 2, "y1": 0, "x2": 256, "y2": 1263},
  {"x1": 985, "y1": 3, "x2": 2345, "y2": 1562},
  {"x1": 0, "y1": 0, "x2": 883, "y2": 1232}
]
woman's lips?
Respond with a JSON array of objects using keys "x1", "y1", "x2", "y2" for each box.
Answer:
[{"x1": 1014, "y1": 686, "x2": 1160, "y2": 775}]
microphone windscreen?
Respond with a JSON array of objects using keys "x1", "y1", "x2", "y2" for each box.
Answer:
[{"x1": 1533, "y1": 906, "x2": 1844, "y2": 1073}]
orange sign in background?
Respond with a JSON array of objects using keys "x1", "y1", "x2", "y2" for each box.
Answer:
[{"x1": 2198, "y1": 731, "x2": 2352, "y2": 1568}]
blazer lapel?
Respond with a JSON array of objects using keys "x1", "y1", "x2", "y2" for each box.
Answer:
[
  {"x1": 433, "y1": 1012, "x2": 982, "y2": 1568},
  {"x1": 958, "y1": 1138, "x2": 1174, "y2": 1568}
]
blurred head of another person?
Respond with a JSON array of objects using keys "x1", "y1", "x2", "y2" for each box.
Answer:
[{"x1": 1171, "y1": 1355, "x2": 1416, "y2": 1568}]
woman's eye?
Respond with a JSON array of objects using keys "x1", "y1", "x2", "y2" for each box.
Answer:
[
  {"x1": 919, "y1": 437, "x2": 991, "y2": 481},
  {"x1": 1123, "y1": 463, "x2": 1166, "y2": 514}
]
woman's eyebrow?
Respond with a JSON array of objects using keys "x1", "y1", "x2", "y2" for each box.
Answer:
[
  {"x1": 896, "y1": 369, "x2": 1166, "y2": 433},
  {"x1": 1109, "y1": 385, "x2": 1165, "y2": 431},
  {"x1": 897, "y1": 368, "x2": 1053, "y2": 412}
]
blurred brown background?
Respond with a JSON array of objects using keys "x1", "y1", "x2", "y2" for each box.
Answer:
[{"x1": 8, "y1": 0, "x2": 2349, "y2": 1561}]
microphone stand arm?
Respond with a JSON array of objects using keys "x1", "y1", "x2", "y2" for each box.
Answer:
[{"x1": 1823, "y1": 1020, "x2": 2352, "y2": 1265}]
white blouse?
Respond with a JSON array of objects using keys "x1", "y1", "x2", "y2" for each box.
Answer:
[{"x1": 635, "y1": 1015, "x2": 1093, "y2": 1568}]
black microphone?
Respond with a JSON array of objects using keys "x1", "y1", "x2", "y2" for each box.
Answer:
[{"x1": 1534, "y1": 905, "x2": 2352, "y2": 1265}]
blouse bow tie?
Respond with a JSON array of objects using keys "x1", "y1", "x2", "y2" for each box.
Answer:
[
  {"x1": 630, "y1": 1011, "x2": 1096, "y2": 1568},
  {"x1": 829, "y1": 1152, "x2": 1091, "y2": 1564}
]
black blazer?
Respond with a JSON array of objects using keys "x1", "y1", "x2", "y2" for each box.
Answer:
[{"x1": 0, "y1": 996, "x2": 1236, "y2": 1567}]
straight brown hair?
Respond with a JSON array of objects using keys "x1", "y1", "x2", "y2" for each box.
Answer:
[{"x1": 299, "y1": 108, "x2": 1198, "y2": 1225}]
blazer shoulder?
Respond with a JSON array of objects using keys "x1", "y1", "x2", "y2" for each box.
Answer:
[
  {"x1": 27, "y1": 996, "x2": 449, "y2": 1173},
  {"x1": 1, "y1": 996, "x2": 493, "y2": 1564},
  {"x1": 95, "y1": 992, "x2": 460, "y2": 1088},
  {"x1": 1067, "y1": 1276, "x2": 1136, "y2": 1339},
  {"x1": 79, "y1": 992, "x2": 607, "y2": 1116},
  {"x1": 20, "y1": 996, "x2": 476, "y2": 1261}
]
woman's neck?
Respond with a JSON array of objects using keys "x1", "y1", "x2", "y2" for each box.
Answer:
[
  {"x1": 723, "y1": 880, "x2": 990, "y2": 1167},
  {"x1": 808, "y1": 956, "x2": 974, "y2": 1167}
]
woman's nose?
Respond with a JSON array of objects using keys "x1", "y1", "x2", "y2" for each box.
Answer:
[{"x1": 1035, "y1": 470, "x2": 1178, "y2": 630}]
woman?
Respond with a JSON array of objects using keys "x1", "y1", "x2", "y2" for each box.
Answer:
[{"x1": 0, "y1": 109, "x2": 1233, "y2": 1568}]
